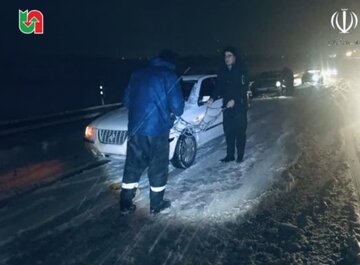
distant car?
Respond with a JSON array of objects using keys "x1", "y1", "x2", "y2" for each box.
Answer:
[
  {"x1": 250, "y1": 71, "x2": 289, "y2": 96},
  {"x1": 302, "y1": 70, "x2": 324, "y2": 85},
  {"x1": 302, "y1": 66, "x2": 338, "y2": 86},
  {"x1": 84, "y1": 74, "x2": 224, "y2": 168}
]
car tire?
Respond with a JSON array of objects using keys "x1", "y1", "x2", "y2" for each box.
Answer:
[{"x1": 171, "y1": 133, "x2": 197, "y2": 168}]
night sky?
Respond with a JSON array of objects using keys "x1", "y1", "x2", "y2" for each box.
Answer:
[{"x1": 2, "y1": 0, "x2": 360, "y2": 58}]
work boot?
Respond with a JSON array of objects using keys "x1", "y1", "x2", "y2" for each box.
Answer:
[
  {"x1": 237, "y1": 151, "x2": 245, "y2": 163},
  {"x1": 150, "y1": 199, "x2": 171, "y2": 214},
  {"x1": 120, "y1": 203, "x2": 136, "y2": 215},
  {"x1": 220, "y1": 156, "x2": 235, "y2": 162},
  {"x1": 120, "y1": 188, "x2": 137, "y2": 215},
  {"x1": 236, "y1": 155, "x2": 244, "y2": 163},
  {"x1": 150, "y1": 189, "x2": 171, "y2": 214}
]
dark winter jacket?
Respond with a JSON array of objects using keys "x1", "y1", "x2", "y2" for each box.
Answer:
[
  {"x1": 123, "y1": 57, "x2": 184, "y2": 137},
  {"x1": 211, "y1": 62, "x2": 249, "y2": 113},
  {"x1": 281, "y1": 67, "x2": 294, "y2": 88}
]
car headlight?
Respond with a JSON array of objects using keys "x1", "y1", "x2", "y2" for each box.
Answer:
[
  {"x1": 294, "y1": 77, "x2": 302, "y2": 86},
  {"x1": 322, "y1": 69, "x2": 337, "y2": 77},
  {"x1": 85, "y1": 126, "x2": 96, "y2": 141},
  {"x1": 312, "y1": 74, "x2": 320, "y2": 82},
  {"x1": 323, "y1": 70, "x2": 330, "y2": 77},
  {"x1": 276, "y1": 81, "x2": 281, "y2": 87}
]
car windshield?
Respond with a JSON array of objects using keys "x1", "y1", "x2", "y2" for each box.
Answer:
[{"x1": 181, "y1": 80, "x2": 196, "y2": 101}]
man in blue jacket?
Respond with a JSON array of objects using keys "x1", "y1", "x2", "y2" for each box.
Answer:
[{"x1": 120, "y1": 50, "x2": 184, "y2": 215}]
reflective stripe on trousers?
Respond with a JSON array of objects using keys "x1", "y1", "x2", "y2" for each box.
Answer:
[
  {"x1": 150, "y1": 185, "x2": 166, "y2": 192},
  {"x1": 122, "y1": 182, "x2": 139, "y2": 189}
]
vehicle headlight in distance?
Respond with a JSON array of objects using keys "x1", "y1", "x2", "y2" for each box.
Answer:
[
  {"x1": 276, "y1": 81, "x2": 281, "y2": 87},
  {"x1": 294, "y1": 77, "x2": 302, "y2": 87},
  {"x1": 312, "y1": 74, "x2": 320, "y2": 82},
  {"x1": 323, "y1": 69, "x2": 338, "y2": 77},
  {"x1": 85, "y1": 126, "x2": 96, "y2": 141},
  {"x1": 330, "y1": 68, "x2": 338, "y2": 76},
  {"x1": 323, "y1": 69, "x2": 330, "y2": 77}
]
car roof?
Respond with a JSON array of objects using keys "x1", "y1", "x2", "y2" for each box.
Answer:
[{"x1": 181, "y1": 74, "x2": 217, "y2": 81}]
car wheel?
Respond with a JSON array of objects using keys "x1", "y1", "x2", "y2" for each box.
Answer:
[{"x1": 171, "y1": 133, "x2": 197, "y2": 168}]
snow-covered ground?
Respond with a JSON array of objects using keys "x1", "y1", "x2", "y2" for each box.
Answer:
[
  {"x1": 0, "y1": 119, "x2": 102, "y2": 202},
  {"x1": 1, "y1": 66, "x2": 360, "y2": 264}
]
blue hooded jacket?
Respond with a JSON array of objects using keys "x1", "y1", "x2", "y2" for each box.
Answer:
[{"x1": 123, "y1": 57, "x2": 185, "y2": 137}]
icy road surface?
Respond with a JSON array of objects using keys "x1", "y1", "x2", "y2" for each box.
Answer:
[
  {"x1": 3, "y1": 61, "x2": 360, "y2": 264},
  {"x1": 0, "y1": 94, "x2": 299, "y2": 264}
]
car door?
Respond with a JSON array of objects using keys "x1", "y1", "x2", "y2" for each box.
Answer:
[{"x1": 196, "y1": 77, "x2": 223, "y2": 145}]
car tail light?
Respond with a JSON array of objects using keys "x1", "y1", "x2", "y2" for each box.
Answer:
[{"x1": 85, "y1": 126, "x2": 96, "y2": 141}]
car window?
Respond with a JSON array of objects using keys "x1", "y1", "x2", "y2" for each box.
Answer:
[
  {"x1": 199, "y1": 78, "x2": 216, "y2": 98},
  {"x1": 198, "y1": 78, "x2": 216, "y2": 105},
  {"x1": 181, "y1": 80, "x2": 196, "y2": 101}
]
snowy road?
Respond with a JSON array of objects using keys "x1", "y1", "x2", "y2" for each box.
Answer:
[
  {"x1": 3, "y1": 69, "x2": 360, "y2": 264},
  {"x1": 335, "y1": 62, "x2": 360, "y2": 203},
  {"x1": 0, "y1": 91, "x2": 300, "y2": 264}
]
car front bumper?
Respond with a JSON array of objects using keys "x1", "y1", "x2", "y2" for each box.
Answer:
[{"x1": 84, "y1": 136, "x2": 178, "y2": 160}]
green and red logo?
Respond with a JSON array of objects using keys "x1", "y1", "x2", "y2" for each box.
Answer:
[{"x1": 18, "y1": 10, "x2": 44, "y2": 34}]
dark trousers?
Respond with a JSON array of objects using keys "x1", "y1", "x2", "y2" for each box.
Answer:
[
  {"x1": 120, "y1": 135, "x2": 169, "y2": 208},
  {"x1": 223, "y1": 109, "x2": 247, "y2": 160}
]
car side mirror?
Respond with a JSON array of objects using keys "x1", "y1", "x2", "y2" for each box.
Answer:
[
  {"x1": 202, "y1": 95, "x2": 210, "y2": 102},
  {"x1": 198, "y1": 95, "x2": 210, "y2": 106}
]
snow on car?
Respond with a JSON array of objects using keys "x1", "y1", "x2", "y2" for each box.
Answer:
[{"x1": 84, "y1": 74, "x2": 224, "y2": 168}]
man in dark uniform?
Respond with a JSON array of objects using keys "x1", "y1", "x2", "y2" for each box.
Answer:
[
  {"x1": 281, "y1": 66, "x2": 294, "y2": 96},
  {"x1": 208, "y1": 46, "x2": 249, "y2": 163},
  {"x1": 120, "y1": 50, "x2": 184, "y2": 215}
]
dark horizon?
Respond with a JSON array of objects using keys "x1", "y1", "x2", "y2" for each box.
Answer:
[
  {"x1": 3, "y1": 0, "x2": 360, "y2": 59},
  {"x1": 2, "y1": 0, "x2": 360, "y2": 122}
]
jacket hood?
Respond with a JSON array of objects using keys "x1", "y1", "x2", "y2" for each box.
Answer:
[{"x1": 150, "y1": 57, "x2": 176, "y2": 70}]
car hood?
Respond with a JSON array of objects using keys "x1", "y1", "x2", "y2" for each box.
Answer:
[
  {"x1": 89, "y1": 103, "x2": 194, "y2": 131},
  {"x1": 90, "y1": 108, "x2": 129, "y2": 130}
]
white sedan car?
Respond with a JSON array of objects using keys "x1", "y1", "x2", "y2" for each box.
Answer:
[{"x1": 84, "y1": 74, "x2": 224, "y2": 168}]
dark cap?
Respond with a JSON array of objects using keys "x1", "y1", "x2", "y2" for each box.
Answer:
[
  {"x1": 158, "y1": 49, "x2": 179, "y2": 65},
  {"x1": 223, "y1": 46, "x2": 238, "y2": 57}
]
